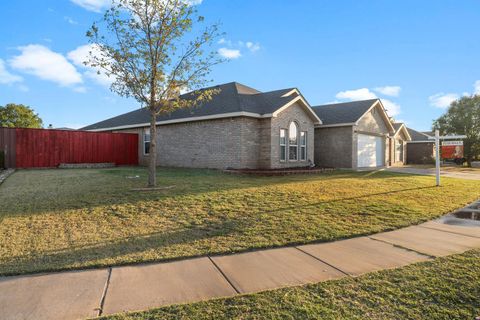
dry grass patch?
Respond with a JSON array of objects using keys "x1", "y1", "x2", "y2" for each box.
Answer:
[{"x1": 0, "y1": 167, "x2": 479, "y2": 276}]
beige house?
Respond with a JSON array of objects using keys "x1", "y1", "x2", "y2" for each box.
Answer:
[
  {"x1": 312, "y1": 99, "x2": 400, "y2": 169},
  {"x1": 83, "y1": 82, "x2": 413, "y2": 170},
  {"x1": 83, "y1": 82, "x2": 321, "y2": 169},
  {"x1": 388, "y1": 123, "x2": 412, "y2": 166}
]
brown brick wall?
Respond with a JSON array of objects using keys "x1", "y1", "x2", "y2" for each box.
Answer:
[
  {"x1": 314, "y1": 126, "x2": 354, "y2": 168},
  {"x1": 114, "y1": 102, "x2": 316, "y2": 169},
  {"x1": 407, "y1": 142, "x2": 435, "y2": 164}
]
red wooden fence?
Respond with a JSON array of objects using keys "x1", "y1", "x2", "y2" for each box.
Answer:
[{"x1": 2, "y1": 128, "x2": 138, "y2": 168}]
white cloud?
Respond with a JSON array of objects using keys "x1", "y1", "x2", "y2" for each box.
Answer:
[
  {"x1": 186, "y1": 0, "x2": 203, "y2": 5},
  {"x1": 18, "y1": 84, "x2": 29, "y2": 92},
  {"x1": 68, "y1": 44, "x2": 113, "y2": 87},
  {"x1": 71, "y1": 0, "x2": 202, "y2": 12},
  {"x1": 246, "y1": 42, "x2": 261, "y2": 53},
  {"x1": 73, "y1": 86, "x2": 87, "y2": 93},
  {"x1": 70, "y1": 0, "x2": 110, "y2": 12},
  {"x1": 10, "y1": 44, "x2": 83, "y2": 87},
  {"x1": 64, "y1": 16, "x2": 78, "y2": 25},
  {"x1": 374, "y1": 86, "x2": 401, "y2": 97},
  {"x1": 381, "y1": 99, "x2": 401, "y2": 117},
  {"x1": 336, "y1": 88, "x2": 377, "y2": 101},
  {"x1": 67, "y1": 44, "x2": 92, "y2": 66},
  {"x1": 429, "y1": 93, "x2": 458, "y2": 109},
  {"x1": 0, "y1": 59, "x2": 23, "y2": 84},
  {"x1": 395, "y1": 119, "x2": 408, "y2": 125},
  {"x1": 218, "y1": 47, "x2": 241, "y2": 59},
  {"x1": 217, "y1": 38, "x2": 261, "y2": 57},
  {"x1": 218, "y1": 38, "x2": 231, "y2": 46},
  {"x1": 335, "y1": 87, "x2": 401, "y2": 116},
  {"x1": 474, "y1": 80, "x2": 480, "y2": 95}
]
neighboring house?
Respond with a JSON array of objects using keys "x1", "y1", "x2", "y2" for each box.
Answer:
[
  {"x1": 311, "y1": 99, "x2": 395, "y2": 169},
  {"x1": 389, "y1": 123, "x2": 412, "y2": 166},
  {"x1": 406, "y1": 128, "x2": 435, "y2": 164},
  {"x1": 82, "y1": 82, "x2": 322, "y2": 169}
]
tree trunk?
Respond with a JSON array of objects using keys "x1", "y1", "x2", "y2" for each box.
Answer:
[{"x1": 148, "y1": 111, "x2": 157, "y2": 187}]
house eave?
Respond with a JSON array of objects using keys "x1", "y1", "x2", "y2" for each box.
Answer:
[
  {"x1": 86, "y1": 111, "x2": 272, "y2": 132},
  {"x1": 315, "y1": 123, "x2": 356, "y2": 128},
  {"x1": 406, "y1": 140, "x2": 435, "y2": 144}
]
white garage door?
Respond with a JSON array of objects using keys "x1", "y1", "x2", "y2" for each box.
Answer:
[{"x1": 357, "y1": 134, "x2": 384, "y2": 168}]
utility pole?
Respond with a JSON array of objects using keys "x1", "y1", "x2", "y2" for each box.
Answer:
[{"x1": 435, "y1": 130, "x2": 440, "y2": 186}]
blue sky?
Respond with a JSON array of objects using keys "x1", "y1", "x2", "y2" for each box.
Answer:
[{"x1": 0, "y1": 0, "x2": 479, "y2": 130}]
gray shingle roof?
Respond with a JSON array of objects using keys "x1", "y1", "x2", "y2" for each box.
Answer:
[
  {"x1": 407, "y1": 127, "x2": 433, "y2": 141},
  {"x1": 81, "y1": 82, "x2": 297, "y2": 131},
  {"x1": 393, "y1": 123, "x2": 404, "y2": 132},
  {"x1": 311, "y1": 99, "x2": 379, "y2": 125}
]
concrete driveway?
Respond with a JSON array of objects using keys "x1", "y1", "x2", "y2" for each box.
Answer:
[{"x1": 386, "y1": 166, "x2": 480, "y2": 180}]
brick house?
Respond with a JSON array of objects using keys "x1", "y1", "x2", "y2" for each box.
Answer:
[
  {"x1": 311, "y1": 99, "x2": 403, "y2": 169},
  {"x1": 389, "y1": 123, "x2": 412, "y2": 167},
  {"x1": 406, "y1": 128, "x2": 435, "y2": 164},
  {"x1": 82, "y1": 82, "x2": 321, "y2": 169},
  {"x1": 83, "y1": 82, "x2": 413, "y2": 170}
]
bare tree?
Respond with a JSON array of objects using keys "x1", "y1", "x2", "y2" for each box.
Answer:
[{"x1": 86, "y1": 0, "x2": 223, "y2": 186}]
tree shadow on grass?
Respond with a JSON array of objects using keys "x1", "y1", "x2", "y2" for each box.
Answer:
[
  {"x1": 0, "y1": 185, "x2": 440, "y2": 277},
  {"x1": 274, "y1": 185, "x2": 437, "y2": 210},
  {"x1": 0, "y1": 218, "x2": 245, "y2": 277},
  {"x1": 0, "y1": 169, "x2": 402, "y2": 219}
]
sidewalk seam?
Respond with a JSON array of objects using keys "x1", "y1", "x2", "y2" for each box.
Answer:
[
  {"x1": 208, "y1": 257, "x2": 241, "y2": 294},
  {"x1": 368, "y1": 237, "x2": 436, "y2": 259},
  {"x1": 97, "y1": 267, "x2": 113, "y2": 317},
  {"x1": 294, "y1": 247, "x2": 350, "y2": 277},
  {"x1": 417, "y1": 225, "x2": 480, "y2": 239}
]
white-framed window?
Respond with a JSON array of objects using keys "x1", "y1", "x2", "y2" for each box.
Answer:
[
  {"x1": 280, "y1": 129, "x2": 287, "y2": 162},
  {"x1": 143, "y1": 128, "x2": 151, "y2": 155},
  {"x1": 288, "y1": 122, "x2": 298, "y2": 161},
  {"x1": 395, "y1": 139, "x2": 403, "y2": 162},
  {"x1": 300, "y1": 131, "x2": 307, "y2": 161}
]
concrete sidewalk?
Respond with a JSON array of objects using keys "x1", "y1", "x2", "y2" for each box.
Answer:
[
  {"x1": 1, "y1": 203, "x2": 480, "y2": 320},
  {"x1": 386, "y1": 166, "x2": 480, "y2": 180}
]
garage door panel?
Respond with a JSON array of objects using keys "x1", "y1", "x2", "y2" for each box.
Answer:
[{"x1": 358, "y1": 134, "x2": 383, "y2": 168}]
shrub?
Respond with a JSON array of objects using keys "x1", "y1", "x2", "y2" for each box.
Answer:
[{"x1": 420, "y1": 156, "x2": 435, "y2": 165}]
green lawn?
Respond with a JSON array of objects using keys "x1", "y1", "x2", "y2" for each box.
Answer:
[
  {"x1": 0, "y1": 167, "x2": 479, "y2": 276},
  {"x1": 101, "y1": 249, "x2": 480, "y2": 320}
]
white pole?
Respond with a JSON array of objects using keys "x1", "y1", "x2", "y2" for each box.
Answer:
[{"x1": 435, "y1": 130, "x2": 440, "y2": 186}]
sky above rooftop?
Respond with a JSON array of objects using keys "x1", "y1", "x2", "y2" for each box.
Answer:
[{"x1": 0, "y1": 0, "x2": 479, "y2": 130}]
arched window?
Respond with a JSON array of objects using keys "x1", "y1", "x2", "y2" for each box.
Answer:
[{"x1": 288, "y1": 122, "x2": 298, "y2": 161}]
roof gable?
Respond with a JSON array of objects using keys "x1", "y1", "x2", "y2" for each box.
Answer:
[
  {"x1": 312, "y1": 99, "x2": 379, "y2": 126},
  {"x1": 312, "y1": 99, "x2": 394, "y2": 133},
  {"x1": 392, "y1": 123, "x2": 412, "y2": 141}
]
